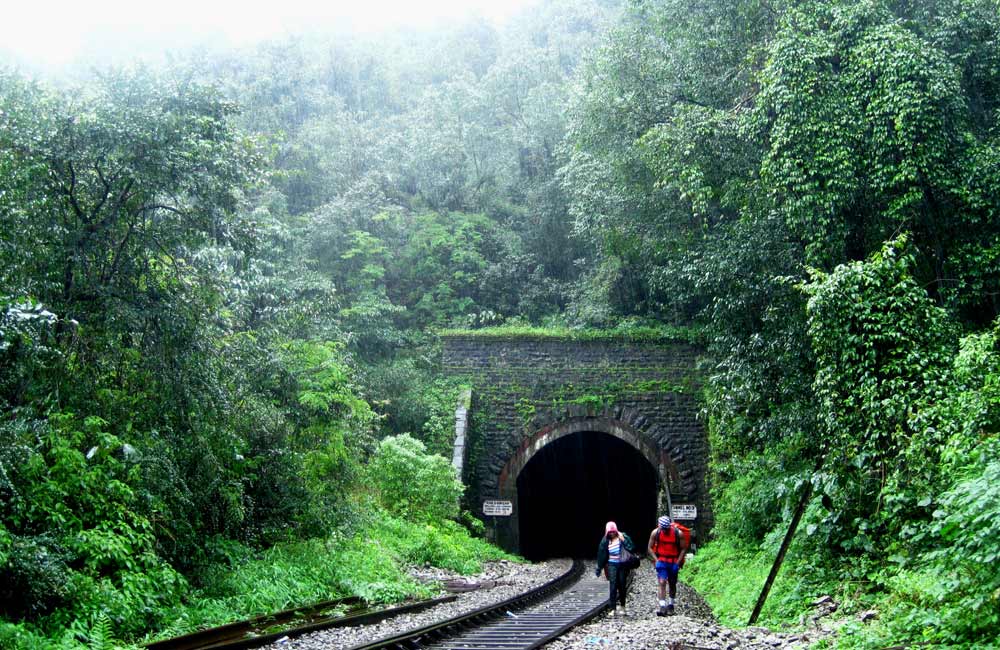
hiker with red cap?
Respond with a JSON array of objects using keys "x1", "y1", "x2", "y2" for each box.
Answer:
[
  {"x1": 647, "y1": 514, "x2": 690, "y2": 615},
  {"x1": 595, "y1": 521, "x2": 636, "y2": 616}
]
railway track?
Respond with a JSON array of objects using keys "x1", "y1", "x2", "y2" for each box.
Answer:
[
  {"x1": 147, "y1": 560, "x2": 603, "y2": 650},
  {"x1": 144, "y1": 594, "x2": 458, "y2": 650},
  {"x1": 344, "y1": 560, "x2": 608, "y2": 650},
  {"x1": 417, "y1": 577, "x2": 608, "y2": 650}
]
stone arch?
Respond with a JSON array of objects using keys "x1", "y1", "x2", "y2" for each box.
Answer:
[
  {"x1": 492, "y1": 406, "x2": 698, "y2": 552},
  {"x1": 498, "y1": 415, "x2": 690, "y2": 502},
  {"x1": 440, "y1": 334, "x2": 710, "y2": 553}
]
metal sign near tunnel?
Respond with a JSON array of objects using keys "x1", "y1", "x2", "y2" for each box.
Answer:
[
  {"x1": 671, "y1": 504, "x2": 697, "y2": 520},
  {"x1": 483, "y1": 499, "x2": 513, "y2": 516}
]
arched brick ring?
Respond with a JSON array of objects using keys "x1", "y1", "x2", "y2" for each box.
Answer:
[{"x1": 497, "y1": 414, "x2": 692, "y2": 498}]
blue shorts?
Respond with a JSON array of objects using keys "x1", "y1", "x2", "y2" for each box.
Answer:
[{"x1": 655, "y1": 561, "x2": 679, "y2": 581}]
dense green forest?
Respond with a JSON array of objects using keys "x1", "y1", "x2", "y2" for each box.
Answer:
[{"x1": 2, "y1": 0, "x2": 999, "y2": 648}]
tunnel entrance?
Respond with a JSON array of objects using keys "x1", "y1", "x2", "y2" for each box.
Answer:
[{"x1": 515, "y1": 430, "x2": 658, "y2": 560}]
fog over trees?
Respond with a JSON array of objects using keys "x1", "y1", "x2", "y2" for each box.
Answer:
[{"x1": 2, "y1": 1, "x2": 999, "y2": 648}]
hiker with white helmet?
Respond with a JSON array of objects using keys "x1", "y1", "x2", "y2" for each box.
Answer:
[{"x1": 647, "y1": 514, "x2": 690, "y2": 615}]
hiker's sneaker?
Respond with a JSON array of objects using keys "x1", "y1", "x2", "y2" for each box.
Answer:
[
  {"x1": 656, "y1": 605, "x2": 667, "y2": 617},
  {"x1": 666, "y1": 603, "x2": 675, "y2": 615},
  {"x1": 610, "y1": 607, "x2": 619, "y2": 617}
]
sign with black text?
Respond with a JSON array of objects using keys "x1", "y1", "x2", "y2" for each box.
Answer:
[
  {"x1": 671, "y1": 504, "x2": 697, "y2": 520},
  {"x1": 483, "y1": 499, "x2": 513, "y2": 516}
]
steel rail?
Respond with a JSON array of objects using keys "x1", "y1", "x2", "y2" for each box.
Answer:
[
  {"x1": 344, "y1": 560, "x2": 608, "y2": 650},
  {"x1": 144, "y1": 595, "x2": 363, "y2": 650},
  {"x1": 144, "y1": 594, "x2": 457, "y2": 650}
]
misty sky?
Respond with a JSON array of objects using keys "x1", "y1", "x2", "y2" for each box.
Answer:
[{"x1": 2, "y1": 0, "x2": 539, "y2": 68}]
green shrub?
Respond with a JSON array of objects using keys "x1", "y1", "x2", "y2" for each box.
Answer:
[
  {"x1": 368, "y1": 434, "x2": 463, "y2": 522},
  {"x1": 368, "y1": 516, "x2": 517, "y2": 575},
  {"x1": 0, "y1": 533, "x2": 71, "y2": 620},
  {"x1": 146, "y1": 509, "x2": 517, "y2": 641},
  {"x1": 0, "y1": 620, "x2": 73, "y2": 650},
  {"x1": 804, "y1": 236, "x2": 956, "y2": 551},
  {"x1": 0, "y1": 413, "x2": 187, "y2": 639},
  {"x1": 863, "y1": 456, "x2": 1000, "y2": 647},
  {"x1": 711, "y1": 454, "x2": 790, "y2": 547},
  {"x1": 684, "y1": 537, "x2": 829, "y2": 628}
]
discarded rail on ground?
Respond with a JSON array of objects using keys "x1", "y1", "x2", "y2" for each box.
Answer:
[
  {"x1": 146, "y1": 559, "x2": 605, "y2": 650},
  {"x1": 144, "y1": 593, "x2": 457, "y2": 650}
]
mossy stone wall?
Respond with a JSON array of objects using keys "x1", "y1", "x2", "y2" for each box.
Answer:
[{"x1": 442, "y1": 333, "x2": 712, "y2": 551}]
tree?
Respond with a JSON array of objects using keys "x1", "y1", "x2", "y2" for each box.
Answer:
[
  {"x1": 561, "y1": 0, "x2": 1000, "y2": 577},
  {"x1": 0, "y1": 69, "x2": 261, "y2": 343},
  {"x1": 804, "y1": 236, "x2": 955, "y2": 546},
  {"x1": 369, "y1": 434, "x2": 462, "y2": 522}
]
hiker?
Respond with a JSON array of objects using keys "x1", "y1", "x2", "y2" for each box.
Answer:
[
  {"x1": 647, "y1": 514, "x2": 690, "y2": 615},
  {"x1": 595, "y1": 521, "x2": 637, "y2": 616}
]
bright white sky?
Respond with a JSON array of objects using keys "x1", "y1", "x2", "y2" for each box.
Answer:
[{"x1": 1, "y1": 0, "x2": 539, "y2": 68}]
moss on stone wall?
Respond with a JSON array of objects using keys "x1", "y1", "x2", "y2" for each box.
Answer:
[
  {"x1": 443, "y1": 333, "x2": 713, "y2": 540},
  {"x1": 438, "y1": 324, "x2": 703, "y2": 344}
]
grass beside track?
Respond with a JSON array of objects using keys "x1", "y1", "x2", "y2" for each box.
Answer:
[
  {"x1": 0, "y1": 511, "x2": 519, "y2": 650},
  {"x1": 146, "y1": 514, "x2": 520, "y2": 644},
  {"x1": 683, "y1": 538, "x2": 827, "y2": 629}
]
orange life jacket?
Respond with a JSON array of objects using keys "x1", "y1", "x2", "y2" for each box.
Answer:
[{"x1": 653, "y1": 524, "x2": 689, "y2": 562}]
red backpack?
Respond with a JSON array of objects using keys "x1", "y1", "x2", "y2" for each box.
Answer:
[{"x1": 653, "y1": 523, "x2": 691, "y2": 562}]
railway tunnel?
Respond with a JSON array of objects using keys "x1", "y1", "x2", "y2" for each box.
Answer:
[
  {"x1": 442, "y1": 333, "x2": 711, "y2": 556},
  {"x1": 516, "y1": 430, "x2": 658, "y2": 560}
]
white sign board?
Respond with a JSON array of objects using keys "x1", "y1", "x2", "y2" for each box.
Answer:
[
  {"x1": 671, "y1": 504, "x2": 697, "y2": 521},
  {"x1": 483, "y1": 499, "x2": 513, "y2": 516}
]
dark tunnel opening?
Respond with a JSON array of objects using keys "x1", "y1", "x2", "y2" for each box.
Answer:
[{"x1": 516, "y1": 431, "x2": 658, "y2": 561}]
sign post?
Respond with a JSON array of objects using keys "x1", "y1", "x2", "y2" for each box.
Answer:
[
  {"x1": 483, "y1": 499, "x2": 513, "y2": 516},
  {"x1": 483, "y1": 500, "x2": 512, "y2": 544},
  {"x1": 670, "y1": 504, "x2": 697, "y2": 521}
]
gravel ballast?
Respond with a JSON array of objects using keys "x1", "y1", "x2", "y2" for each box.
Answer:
[
  {"x1": 261, "y1": 559, "x2": 836, "y2": 650},
  {"x1": 262, "y1": 558, "x2": 572, "y2": 650},
  {"x1": 545, "y1": 567, "x2": 836, "y2": 650}
]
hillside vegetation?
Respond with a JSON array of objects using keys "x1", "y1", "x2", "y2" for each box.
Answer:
[{"x1": 2, "y1": 0, "x2": 999, "y2": 648}]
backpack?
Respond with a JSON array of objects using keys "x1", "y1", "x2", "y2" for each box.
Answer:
[{"x1": 653, "y1": 523, "x2": 690, "y2": 561}]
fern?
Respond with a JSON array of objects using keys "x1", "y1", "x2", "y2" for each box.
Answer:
[{"x1": 87, "y1": 613, "x2": 113, "y2": 650}]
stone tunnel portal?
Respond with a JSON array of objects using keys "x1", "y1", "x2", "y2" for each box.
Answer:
[{"x1": 516, "y1": 431, "x2": 658, "y2": 560}]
